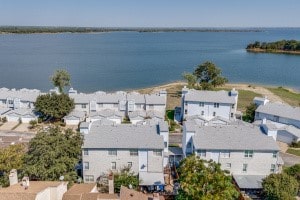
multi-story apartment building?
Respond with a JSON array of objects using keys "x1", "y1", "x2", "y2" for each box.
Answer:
[
  {"x1": 81, "y1": 121, "x2": 169, "y2": 188},
  {"x1": 180, "y1": 87, "x2": 238, "y2": 121},
  {"x1": 254, "y1": 98, "x2": 300, "y2": 144},
  {"x1": 182, "y1": 124, "x2": 282, "y2": 191}
]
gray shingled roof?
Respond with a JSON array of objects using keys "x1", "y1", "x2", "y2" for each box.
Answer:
[
  {"x1": 256, "y1": 103, "x2": 300, "y2": 121},
  {"x1": 184, "y1": 90, "x2": 236, "y2": 104},
  {"x1": 158, "y1": 121, "x2": 169, "y2": 132},
  {"x1": 83, "y1": 124, "x2": 164, "y2": 149},
  {"x1": 233, "y1": 175, "x2": 265, "y2": 189},
  {"x1": 0, "y1": 88, "x2": 41, "y2": 102},
  {"x1": 89, "y1": 109, "x2": 123, "y2": 118},
  {"x1": 128, "y1": 111, "x2": 146, "y2": 119},
  {"x1": 127, "y1": 93, "x2": 145, "y2": 104},
  {"x1": 193, "y1": 125, "x2": 279, "y2": 151},
  {"x1": 5, "y1": 108, "x2": 36, "y2": 117},
  {"x1": 145, "y1": 94, "x2": 166, "y2": 105},
  {"x1": 64, "y1": 111, "x2": 86, "y2": 120},
  {"x1": 0, "y1": 108, "x2": 11, "y2": 115}
]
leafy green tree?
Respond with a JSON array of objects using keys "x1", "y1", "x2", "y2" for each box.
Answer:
[
  {"x1": 176, "y1": 155, "x2": 239, "y2": 200},
  {"x1": 284, "y1": 164, "x2": 300, "y2": 188},
  {"x1": 182, "y1": 72, "x2": 197, "y2": 89},
  {"x1": 0, "y1": 144, "x2": 26, "y2": 187},
  {"x1": 242, "y1": 103, "x2": 257, "y2": 123},
  {"x1": 114, "y1": 167, "x2": 139, "y2": 193},
  {"x1": 50, "y1": 69, "x2": 71, "y2": 93},
  {"x1": 34, "y1": 93, "x2": 74, "y2": 120},
  {"x1": 262, "y1": 173, "x2": 298, "y2": 200},
  {"x1": 23, "y1": 126, "x2": 82, "y2": 184},
  {"x1": 193, "y1": 61, "x2": 228, "y2": 90}
]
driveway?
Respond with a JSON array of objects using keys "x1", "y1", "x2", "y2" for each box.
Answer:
[
  {"x1": 280, "y1": 152, "x2": 300, "y2": 167},
  {"x1": 14, "y1": 123, "x2": 31, "y2": 132},
  {"x1": 0, "y1": 122, "x2": 19, "y2": 131}
]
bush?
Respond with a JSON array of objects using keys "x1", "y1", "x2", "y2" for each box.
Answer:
[
  {"x1": 290, "y1": 141, "x2": 300, "y2": 148},
  {"x1": 2, "y1": 117, "x2": 7, "y2": 123},
  {"x1": 29, "y1": 120, "x2": 38, "y2": 129}
]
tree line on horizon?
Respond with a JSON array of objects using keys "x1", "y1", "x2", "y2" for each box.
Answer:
[{"x1": 246, "y1": 40, "x2": 300, "y2": 52}]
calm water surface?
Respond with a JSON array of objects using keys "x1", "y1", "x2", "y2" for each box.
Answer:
[{"x1": 0, "y1": 28, "x2": 300, "y2": 92}]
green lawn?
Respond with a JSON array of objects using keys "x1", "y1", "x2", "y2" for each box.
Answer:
[
  {"x1": 267, "y1": 87, "x2": 300, "y2": 106},
  {"x1": 286, "y1": 148, "x2": 300, "y2": 157}
]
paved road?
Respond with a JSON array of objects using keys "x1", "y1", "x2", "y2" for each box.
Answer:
[
  {"x1": 280, "y1": 152, "x2": 300, "y2": 167},
  {"x1": 169, "y1": 133, "x2": 182, "y2": 145}
]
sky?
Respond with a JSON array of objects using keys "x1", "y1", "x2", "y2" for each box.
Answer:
[{"x1": 1, "y1": 0, "x2": 300, "y2": 27}]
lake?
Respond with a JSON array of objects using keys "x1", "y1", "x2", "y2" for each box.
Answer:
[{"x1": 0, "y1": 28, "x2": 300, "y2": 92}]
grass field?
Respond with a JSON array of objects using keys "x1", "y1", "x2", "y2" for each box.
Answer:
[
  {"x1": 286, "y1": 148, "x2": 300, "y2": 157},
  {"x1": 267, "y1": 87, "x2": 300, "y2": 106}
]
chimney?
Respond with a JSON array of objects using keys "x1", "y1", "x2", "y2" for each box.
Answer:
[
  {"x1": 22, "y1": 177, "x2": 30, "y2": 190},
  {"x1": 108, "y1": 173, "x2": 114, "y2": 194},
  {"x1": 9, "y1": 169, "x2": 18, "y2": 186}
]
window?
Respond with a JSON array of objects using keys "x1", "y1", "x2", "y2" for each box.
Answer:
[
  {"x1": 83, "y1": 162, "x2": 89, "y2": 170},
  {"x1": 213, "y1": 112, "x2": 216, "y2": 117},
  {"x1": 130, "y1": 149, "x2": 138, "y2": 156},
  {"x1": 111, "y1": 162, "x2": 116, "y2": 170},
  {"x1": 272, "y1": 152, "x2": 277, "y2": 158},
  {"x1": 242, "y1": 164, "x2": 248, "y2": 172},
  {"x1": 244, "y1": 150, "x2": 253, "y2": 158},
  {"x1": 220, "y1": 150, "x2": 230, "y2": 158},
  {"x1": 185, "y1": 102, "x2": 188, "y2": 106},
  {"x1": 226, "y1": 163, "x2": 231, "y2": 169},
  {"x1": 274, "y1": 116, "x2": 279, "y2": 122},
  {"x1": 201, "y1": 111, "x2": 204, "y2": 116},
  {"x1": 153, "y1": 150, "x2": 162, "y2": 156},
  {"x1": 231, "y1": 113, "x2": 234, "y2": 118},
  {"x1": 108, "y1": 150, "x2": 117, "y2": 156},
  {"x1": 84, "y1": 175, "x2": 94, "y2": 182},
  {"x1": 81, "y1": 104, "x2": 87, "y2": 108},
  {"x1": 270, "y1": 164, "x2": 276, "y2": 173},
  {"x1": 214, "y1": 103, "x2": 219, "y2": 108},
  {"x1": 149, "y1": 104, "x2": 154, "y2": 109},
  {"x1": 199, "y1": 102, "x2": 204, "y2": 107},
  {"x1": 187, "y1": 142, "x2": 192, "y2": 148},
  {"x1": 232, "y1": 104, "x2": 235, "y2": 109},
  {"x1": 185, "y1": 109, "x2": 187, "y2": 114},
  {"x1": 197, "y1": 150, "x2": 206, "y2": 157},
  {"x1": 128, "y1": 162, "x2": 133, "y2": 168},
  {"x1": 83, "y1": 149, "x2": 89, "y2": 156},
  {"x1": 8, "y1": 100, "x2": 13, "y2": 104},
  {"x1": 164, "y1": 142, "x2": 168, "y2": 148}
]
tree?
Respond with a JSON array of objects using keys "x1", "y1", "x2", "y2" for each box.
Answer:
[
  {"x1": 182, "y1": 72, "x2": 197, "y2": 89},
  {"x1": 193, "y1": 61, "x2": 228, "y2": 90},
  {"x1": 176, "y1": 155, "x2": 239, "y2": 200},
  {"x1": 113, "y1": 167, "x2": 139, "y2": 193},
  {"x1": 50, "y1": 69, "x2": 71, "y2": 93},
  {"x1": 284, "y1": 164, "x2": 300, "y2": 187},
  {"x1": 262, "y1": 173, "x2": 298, "y2": 200},
  {"x1": 23, "y1": 126, "x2": 82, "y2": 184},
  {"x1": 0, "y1": 144, "x2": 26, "y2": 187},
  {"x1": 242, "y1": 103, "x2": 257, "y2": 123},
  {"x1": 34, "y1": 93, "x2": 74, "y2": 120}
]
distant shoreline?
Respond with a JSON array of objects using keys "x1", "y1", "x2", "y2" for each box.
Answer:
[
  {"x1": 0, "y1": 26, "x2": 263, "y2": 34},
  {"x1": 246, "y1": 48, "x2": 300, "y2": 55}
]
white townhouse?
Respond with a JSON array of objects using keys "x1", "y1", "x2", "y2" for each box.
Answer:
[
  {"x1": 0, "y1": 88, "x2": 42, "y2": 122},
  {"x1": 81, "y1": 121, "x2": 169, "y2": 188},
  {"x1": 0, "y1": 88, "x2": 41, "y2": 109},
  {"x1": 180, "y1": 87, "x2": 238, "y2": 121},
  {"x1": 255, "y1": 101, "x2": 300, "y2": 128},
  {"x1": 182, "y1": 124, "x2": 282, "y2": 191},
  {"x1": 254, "y1": 100, "x2": 300, "y2": 143},
  {"x1": 67, "y1": 88, "x2": 167, "y2": 125}
]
